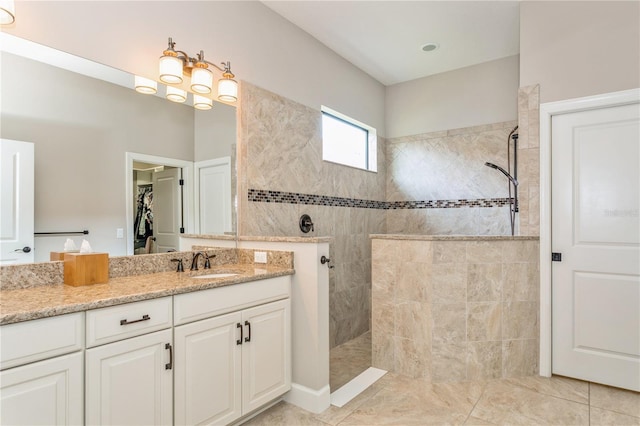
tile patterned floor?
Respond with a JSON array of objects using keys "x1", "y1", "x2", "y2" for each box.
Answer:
[
  {"x1": 245, "y1": 332, "x2": 640, "y2": 426},
  {"x1": 330, "y1": 332, "x2": 372, "y2": 390}
]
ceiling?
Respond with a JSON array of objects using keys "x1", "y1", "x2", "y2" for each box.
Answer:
[{"x1": 262, "y1": 1, "x2": 520, "y2": 86}]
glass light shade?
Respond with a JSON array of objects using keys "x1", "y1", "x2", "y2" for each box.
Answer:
[
  {"x1": 0, "y1": 0, "x2": 15, "y2": 24},
  {"x1": 134, "y1": 76, "x2": 157, "y2": 94},
  {"x1": 193, "y1": 95, "x2": 213, "y2": 110},
  {"x1": 159, "y1": 55, "x2": 183, "y2": 84},
  {"x1": 217, "y1": 78, "x2": 238, "y2": 102},
  {"x1": 166, "y1": 86, "x2": 187, "y2": 103},
  {"x1": 191, "y1": 66, "x2": 213, "y2": 94}
]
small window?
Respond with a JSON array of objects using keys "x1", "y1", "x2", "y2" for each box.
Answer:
[{"x1": 321, "y1": 106, "x2": 377, "y2": 172}]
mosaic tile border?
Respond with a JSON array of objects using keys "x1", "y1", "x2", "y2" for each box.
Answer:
[{"x1": 248, "y1": 189, "x2": 514, "y2": 210}]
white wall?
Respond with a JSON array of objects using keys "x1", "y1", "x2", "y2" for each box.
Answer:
[
  {"x1": 4, "y1": 1, "x2": 385, "y2": 136},
  {"x1": 194, "y1": 104, "x2": 236, "y2": 162},
  {"x1": 520, "y1": 1, "x2": 640, "y2": 103},
  {"x1": 385, "y1": 55, "x2": 519, "y2": 138}
]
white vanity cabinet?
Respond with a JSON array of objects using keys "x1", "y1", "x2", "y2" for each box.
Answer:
[
  {"x1": 0, "y1": 312, "x2": 84, "y2": 425},
  {"x1": 173, "y1": 277, "x2": 291, "y2": 425},
  {"x1": 85, "y1": 297, "x2": 173, "y2": 426}
]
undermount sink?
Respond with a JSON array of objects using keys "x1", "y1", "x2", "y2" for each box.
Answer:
[{"x1": 193, "y1": 273, "x2": 239, "y2": 279}]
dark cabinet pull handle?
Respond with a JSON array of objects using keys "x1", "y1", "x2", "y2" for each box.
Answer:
[
  {"x1": 120, "y1": 314, "x2": 150, "y2": 326},
  {"x1": 236, "y1": 322, "x2": 243, "y2": 345},
  {"x1": 165, "y1": 343, "x2": 173, "y2": 370},
  {"x1": 244, "y1": 320, "x2": 251, "y2": 343}
]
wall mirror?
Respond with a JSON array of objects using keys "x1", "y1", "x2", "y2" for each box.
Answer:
[{"x1": 0, "y1": 34, "x2": 237, "y2": 263}]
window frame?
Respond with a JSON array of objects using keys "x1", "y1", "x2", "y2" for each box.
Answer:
[{"x1": 321, "y1": 105, "x2": 377, "y2": 172}]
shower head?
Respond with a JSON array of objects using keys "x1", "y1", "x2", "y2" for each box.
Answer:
[{"x1": 485, "y1": 162, "x2": 519, "y2": 186}]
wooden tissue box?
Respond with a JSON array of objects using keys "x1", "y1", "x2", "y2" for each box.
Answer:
[
  {"x1": 50, "y1": 251, "x2": 78, "y2": 261},
  {"x1": 64, "y1": 253, "x2": 109, "y2": 286}
]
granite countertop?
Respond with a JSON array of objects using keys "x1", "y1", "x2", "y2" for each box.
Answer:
[
  {"x1": 369, "y1": 234, "x2": 539, "y2": 241},
  {"x1": 0, "y1": 264, "x2": 294, "y2": 326}
]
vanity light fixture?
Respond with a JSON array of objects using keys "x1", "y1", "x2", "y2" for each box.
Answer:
[
  {"x1": 166, "y1": 86, "x2": 187, "y2": 103},
  {"x1": 0, "y1": 0, "x2": 15, "y2": 25},
  {"x1": 193, "y1": 95, "x2": 213, "y2": 110},
  {"x1": 134, "y1": 76, "x2": 158, "y2": 94},
  {"x1": 159, "y1": 37, "x2": 238, "y2": 102}
]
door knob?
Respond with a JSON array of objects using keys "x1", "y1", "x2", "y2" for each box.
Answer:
[{"x1": 14, "y1": 246, "x2": 31, "y2": 253}]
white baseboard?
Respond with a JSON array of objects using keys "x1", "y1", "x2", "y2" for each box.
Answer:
[{"x1": 284, "y1": 383, "x2": 331, "y2": 414}]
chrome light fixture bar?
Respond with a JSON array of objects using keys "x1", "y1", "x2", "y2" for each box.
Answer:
[{"x1": 159, "y1": 37, "x2": 238, "y2": 102}]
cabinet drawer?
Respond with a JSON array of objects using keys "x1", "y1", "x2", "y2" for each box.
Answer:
[
  {"x1": 0, "y1": 312, "x2": 84, "y2": 370},
  {"x1": 174, "y1": 276, "x2": 291, "y2": 326},
  {"x1": 86, "y1": 297, "x2": 172, "y2": 348}
]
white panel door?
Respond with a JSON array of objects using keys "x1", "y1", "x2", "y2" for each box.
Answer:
[
  {"x1": 195, "y1": 157, "x2": 231, "y2": 235},
  {"x1": 242, "y1": 299, "x2": 291, "y2": 413},
  {"x1": 0, "y1": 352, "x2": 83, "y2": 425},
  {"x1": 152, "y1": 167, "x2": 182, "y2": 252},
  {"x1": 85, "y1": 329, "x2": 173, "y2": 425},
  {"x1": 552, "y1": 102, "x2": 640, "y2": 391},
  {"x1": 0, "y1": 139, "x2": 34, "y2": 264},
  {"x1": 174, "y1": 311, "x2": 242, "y2": 426}
]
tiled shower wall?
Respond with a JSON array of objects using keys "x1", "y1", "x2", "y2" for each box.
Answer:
[
  {"x1": 517, "y1": 84, "x2": 541, "y2": 236},
  {"x1": 385, "y1": 122, "x2": 518, "y2": 235},
  {"x1": 238, "y1": 82, "x2": 387, "y2": 348},
  {"x1": 372, "y1": 237, "x2": 540, "y2": 382}
]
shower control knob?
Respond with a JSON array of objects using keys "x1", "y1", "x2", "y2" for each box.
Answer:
[{"x1": 299, "y1": 214, "x2": 314, "y2": 233}]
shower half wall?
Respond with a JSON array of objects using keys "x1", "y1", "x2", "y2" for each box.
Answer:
[{"x1": 371, "y1": 235, "x2": 540, "y2": 381}]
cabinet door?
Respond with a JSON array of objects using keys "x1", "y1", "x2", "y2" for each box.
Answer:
[
  {"x1": 0, "y1": 352, "x2": 83, "y2": 425},
  {"x1": 174, "y1": 311, "x2": 242, "y2": 426},
  {"x1": 85, "y1": 329, "x2": 172, "y2": 426},
  {"x1": 242, "y1": 299, "x2": 291, "y2": 413}
]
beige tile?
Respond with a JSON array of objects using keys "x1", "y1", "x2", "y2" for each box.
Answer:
[
  {"x1": 590, "y1": 407, "x2": 640, "y2": 426},
  {"x1": 464, "y1": 416, "x2": 499, "y2": 425},
  {"x1": 470, "y1": 379, "x2": 589, "y2": 425},
  {"x1": 371, "y1": 332, "x2": 394, "y2": 372},
  {"x1": 502, "y1": 339, "x2": 538, "y2": 377},
  {"x1": 503, "y1": 375, "x2": 589, "y2": 404},
  {"x1": 502, "y1": 240, "x2": 539, "y2": 263},
  {"x1": 502, "y1": 263, "x2": 538, "y2": 302},
  {"x1": 467, "y1": 302, "x2": 502, "y2": 342},
  {"x1": 467, "y1": 241, "x2": 503, "y2": 263},
  {"x1": 432, "y1": 342, "x2": 467, "y2": 382},
  {"x1": 341, "y1": 377, "x2": 483, "y2": 425},
  {"x1": 314, "y1": 377, "x2": 387, "y2": 426},
  {"x1": 330, "y1": 332, "x2": 372, "y2": 391},
  {"x1": 371, "y1": 295, "x2": 394, "y2": 336},
  {"x1": 590, "y1": 383, "x2": 640, "y2": 418},
  {"x1": 394, "y1": 301, "x2": 430, "y2": 342},
  {"x1": 395, "y1": 262, "x2": 431, "y2": 302},
  {"x1": 467, "y1": 263, "x2": 502, "y2": 302},
  {"x1": 242, "y1": 401, "x2": 326, "y2": 426},
  {"x1": 431, "y1": 263, "x2": 467, "y2": 303},
  {"x1": 432, "y1": 241, "x2": 467, "y2": 264},
  {"x1": 502, "y1": 301, "x2": 538, "y2": 339},
  {"x1": 432, "y1": 302, "x2": 467, "y2": 343},
  {"x1": 394, "y1": 336, "x2": 430, "y2": 379},
  {"x1": 467, "y1": 341, "x2": 502, "y2": 381}
]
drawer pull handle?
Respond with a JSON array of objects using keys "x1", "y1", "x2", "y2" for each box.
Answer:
[
  {"x1": 244, "y1": 320, "x2": 251, "y2": 343},
  {"x1": 165, "y1": 343, "x2": 173, "y2": 370},
  {"x1": 236, "y1": 322, "x2": 243, "y2": 345},
  {"x1": 120, "y1": 314, "x2": 150, "y2": 326}
]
